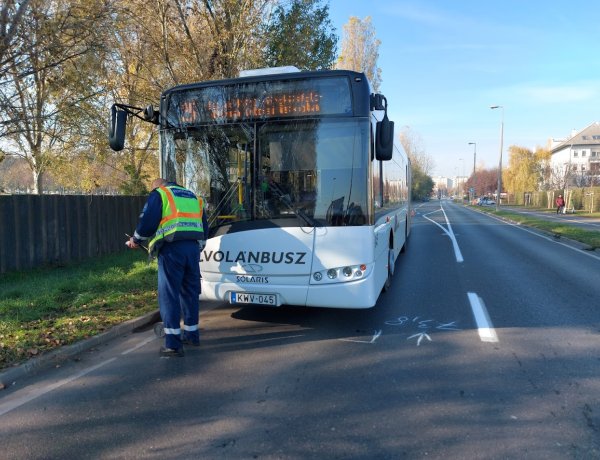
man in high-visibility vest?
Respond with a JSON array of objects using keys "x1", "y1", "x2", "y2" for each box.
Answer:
[{"x1": 126, "y1": 178, "x2": 208, "y2": 357}]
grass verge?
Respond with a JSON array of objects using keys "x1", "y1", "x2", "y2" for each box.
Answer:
[
  {"x1": 0, "y1": 251, "x2": 158, "y2": 371},
  {"x1": 473, "y1": 206, "x2": 600, "y2": 249}
]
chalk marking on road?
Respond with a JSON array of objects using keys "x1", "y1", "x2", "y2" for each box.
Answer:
[
  {"x1": 407, "y1": 332, "x2": 432, "y2": 346},
  {"x1": 467, "y1": 292, "x2": 498, "y2": 343},
  {"x1": 385, "y1": 316, "x2": 461, "y2": 332},
  {"x1": 339, "y1": 329, "x2": 382, "y2": 344},
  {"x1": 422, "y1": 204, "x2": 464, "y2": 263},
  {"x1": 0, "y1": 358, "x2": 117, "y2": 417},
  {"x1": 437, "y1": 321, "x2": 461, "y2": 331},
  {"x1": 385, "y1": 316, "x2": 409, "y2": 326}
]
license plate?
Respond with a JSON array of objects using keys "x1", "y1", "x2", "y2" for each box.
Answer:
[{"x1": 230, "y1": 292, "x2": 278, "y2": 306}]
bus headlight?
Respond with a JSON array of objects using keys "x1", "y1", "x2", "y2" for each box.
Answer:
[{"x1": 311, "y1": 264, "x2": 369, "y2": 284}]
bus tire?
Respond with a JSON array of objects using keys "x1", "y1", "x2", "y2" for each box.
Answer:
[
  {"x1": 383, "y1": 246, "x2": 395, "y2": 292},
  {"x1": 400, "y1": 221, "x2": 408, "y2": 253}
]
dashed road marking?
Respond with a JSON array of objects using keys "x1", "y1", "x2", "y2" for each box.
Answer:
[{"x1": 468, "y1": 292, "x2": 498, "y2": 343}]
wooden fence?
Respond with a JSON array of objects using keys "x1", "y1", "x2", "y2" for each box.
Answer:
[{"x1": 0, "y1": 195, "x2": 146, "y2": 274}]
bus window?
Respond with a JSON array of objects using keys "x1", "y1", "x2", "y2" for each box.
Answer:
[{"x1": 258, "y1": 119, "x2": 368, "y2": 226}]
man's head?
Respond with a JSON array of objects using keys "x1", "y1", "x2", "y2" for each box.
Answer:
[{"x1": 151, "y1": 178, "x2": 167, "y2": 190}]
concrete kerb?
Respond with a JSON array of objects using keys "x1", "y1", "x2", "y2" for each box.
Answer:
[{"x1": 0, "y1": 310, "x2": 159, "y2": 389}]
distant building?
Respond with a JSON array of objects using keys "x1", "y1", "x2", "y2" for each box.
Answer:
[
  {"x1": 551, "y1": 122, "x2": 600, "y2": 186},
  {"x1": 432, "y1": 176, "x2": 452, "y2": 197},
  {"x1": 432, "y1": 176, "x2": 452, "y2": 190},
  {"x1": 453, "y1": 176, "x2": 468, "y2": 195},
  {"x1": 430, "y1": 175, "x2": 468, "y2": 198}
]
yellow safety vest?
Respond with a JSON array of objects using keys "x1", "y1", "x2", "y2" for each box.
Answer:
[{"x1": 148, "y1": 185, "x2": 205, "y2": 254}]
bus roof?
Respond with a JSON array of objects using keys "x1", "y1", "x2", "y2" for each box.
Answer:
[{"x1": 162, "y1": 69, "x2": 370, "y2": 97}]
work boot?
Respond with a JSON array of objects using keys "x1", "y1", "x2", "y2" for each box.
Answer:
[{"x1": 159, "y1": 346, "x2": 184, "y2": 357}]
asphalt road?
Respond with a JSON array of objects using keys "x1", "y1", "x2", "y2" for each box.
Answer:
[{"x1": 1, "y1": 201, "x2": 599, "y2": 459}]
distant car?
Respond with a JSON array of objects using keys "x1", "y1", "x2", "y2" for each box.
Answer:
[{"x1": 477, "y1": 197, "x2": 495, "y2": 206}]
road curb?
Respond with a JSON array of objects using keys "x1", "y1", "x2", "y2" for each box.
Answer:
[{"x1": 0, "y1": 310, "x2": 159, "y2": 389}]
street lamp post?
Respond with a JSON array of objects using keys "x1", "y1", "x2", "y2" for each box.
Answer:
[
  {"x1": 459, "y1": 158, "x2": 464, "y2": 200},
  {"x1": 468, "y1": 142, "x2": 476, "y2": 201},
  {"x1": 490, "y1": 106, "x2": 504, "y2": 211}
]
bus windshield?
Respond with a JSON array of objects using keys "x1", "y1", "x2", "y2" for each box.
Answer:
[{"x1": 162, "y1": 118, "x2": 370, "y2": 235}]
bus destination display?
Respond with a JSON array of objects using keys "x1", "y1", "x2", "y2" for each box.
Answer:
[
  {"x1": 180, "y1": 90, "x2": 321, "y2": 123},
  {"x1": 169, "y1": 77, "x2": 352, "y2": 125}
]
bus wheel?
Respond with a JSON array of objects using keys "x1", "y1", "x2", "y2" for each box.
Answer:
[
  {"x1": 400, "y1": 222, "x2": 408, "y2": 253},
  {"x1": 383, "y1": 247, "x2": 395, "y2": 292}
]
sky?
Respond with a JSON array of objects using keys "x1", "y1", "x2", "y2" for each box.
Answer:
[{"x1": 326, "y1": 0, "x2": 600, "y2": 179}]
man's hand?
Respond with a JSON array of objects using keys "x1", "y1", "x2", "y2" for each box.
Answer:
[{"x1": 125, "y1": 237, "x2": 139, "y2": 249}]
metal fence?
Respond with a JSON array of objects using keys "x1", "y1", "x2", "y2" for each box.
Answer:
[{"x1": 0, "y1": 195, "x2": 146, "y2": 274}]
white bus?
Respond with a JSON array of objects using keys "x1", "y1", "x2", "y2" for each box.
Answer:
[{"x1": 110, "y1": 67, "x2": 411, "y2": 308}]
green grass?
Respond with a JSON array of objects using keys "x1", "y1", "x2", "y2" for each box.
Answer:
[
  {"x1": 473, "y1": 206, "x2": 600, "y2": 249},
  {"x1": 0, "y1": 251, "x2": 158, "y2": 370}
]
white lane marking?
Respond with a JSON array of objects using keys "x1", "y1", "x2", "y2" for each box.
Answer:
[
  {"x1": 422, "y1": 204, "x2": 464, "y2": 263},
  {"x1": 467, "y1": 292, "x2": 498, "y2": 343},
  {"x1": 0, "y1": 358, "x2": 117, "y2": 417}
]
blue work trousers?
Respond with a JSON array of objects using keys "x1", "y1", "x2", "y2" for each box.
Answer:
[{"x1": 157, "y1": 240, "x2": 201, "y2": 349}]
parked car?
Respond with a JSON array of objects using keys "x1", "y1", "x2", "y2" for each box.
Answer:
[{"x1": 477, "y1": 197, "x2": 496, "y2": 206}]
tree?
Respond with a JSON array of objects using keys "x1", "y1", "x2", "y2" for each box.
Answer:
[
  {"x1": 411, "y1": 164, "x2": 434, "y2": 201},
  {"x1": 335, "y1": 16, "x2": 381, "y2": 91},
  {"x1": 503, "y1": 146, "x2": 538, "y2": 195},
  {"x1": 503, "y1": 145, "x2": 553, "y2": 196},
  {"x1": 398, "y1": 126, "x2": 435, "y2": 175},
  {"x1": 466, "y1": 167, "x2": 500, "y2": 196},
  {"x1": 0, "y1": 0, "x2": 31, "y2": 77},
  {"x1": 0, "y1": 0, "x2": 113, "y2": 194},
  {"x1": 263, "y1": 0, "x2": 338, "y2": 70},
  {"x1": 397, "y1": 126, "x2": 434, "y2": 200},
  {"x1": 192, "y1": 0, "x2": 273, "y2": 79}
]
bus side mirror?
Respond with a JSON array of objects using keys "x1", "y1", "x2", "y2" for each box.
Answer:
[
  {"x1": 109, "y1": 104, "x2": 127, "y2": 151},
  {"x1": 375, "y1": 114, "x2": 394, "y2": 161},
  {"x1": 143, "y1": 105, "x2": 160, "y2": 124}
]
